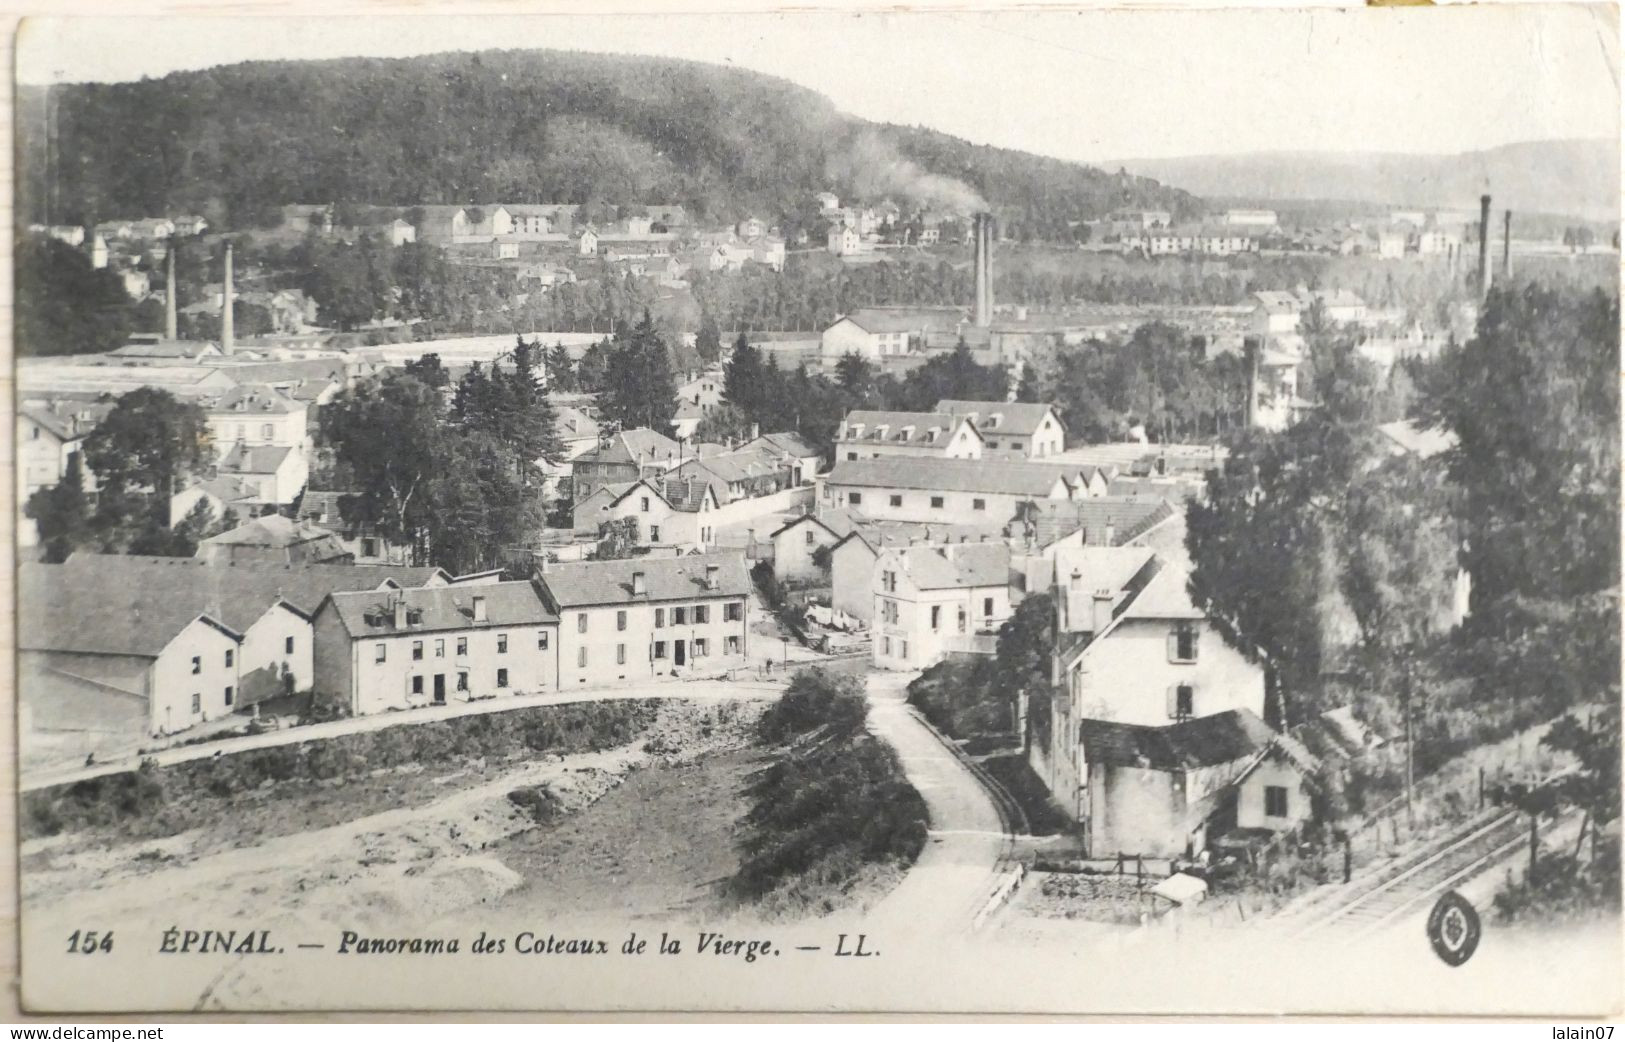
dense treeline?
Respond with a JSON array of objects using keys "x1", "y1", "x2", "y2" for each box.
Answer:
[{"x1": 19, "y1": 50, "x2": 1192, "y2": 232}]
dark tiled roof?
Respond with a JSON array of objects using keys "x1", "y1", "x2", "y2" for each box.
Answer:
[
  {"x1": 221, "y1": 443, "x2": 295, "y2": 475},
  {"x1": 1012, "y1": 497, "x2": 1176, "y2": 550},
  {"x1": 19, "y1": 562, "x2": 234, "y2": 657},
  {"x1": 840, "y1": 306, "x2": 966, "y2": 334},
  {"x1": 840, "y1": 410, "x2": 971, "y2": 447},
  {"x1": 890, "y1": 542, "x2": 1011, "y2": 591},
  {"x1": 1080, "y1": 709, "x2": 1277, "y2": 772},
  {"x1": 935, "y1": 400, "x2": 1061, "y2": 437},
  {"x1": 747, "y1": 431, "x2": 820, "y2": 459},
  {"x1": 52, "y1": 554, "x2": 445, "y2": 632},
  {"x1": 326, "y1": 581, "x2": 554, "y2": 638},
  {"x1": 537, "y1": 552, "x2": 750, "y2": 608},
  {"x1": 824, "y1": 457, "x2": 1070, "y2": 498}
]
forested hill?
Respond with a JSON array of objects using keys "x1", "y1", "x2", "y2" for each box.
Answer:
[{"x1": 18, "y1": 49, "x2": 1198, "y2": 239}]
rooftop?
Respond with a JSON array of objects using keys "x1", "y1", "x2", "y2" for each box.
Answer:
[
  {"x1": 837, "y1": 306, "x2": 968, "y2": 335},
  {"x1": 537, "y1": 552, "x2": 751, "y2": 608},
  {"x1": 888, "y1": 542, "x2": 1012, "y2": 591},
  {"x1": 839, "y1": 411, "x2": 973, "y2": 447},
  {"x1": 824, "y1": 457, "x2": 1073, "y2": 499},
  {"x1": 325, "y1": 581, "x2": 554, "y2": 638},
  {"x1": 1080, "y1": 708, "x2": 1277, "y2": 771},
  {"x1": 934, "y1": 400, "x2": 1061, "y2": 437}
]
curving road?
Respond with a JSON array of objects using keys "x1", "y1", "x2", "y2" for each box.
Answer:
[{"x1": 862, "y1": 670, "x2": 1013, "y2": 934}]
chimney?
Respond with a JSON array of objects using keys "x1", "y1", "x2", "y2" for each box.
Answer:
[
  {"x1": 1502, "y1": 209, "x2": 1513, "y2": 280},
  {"x1": 749, "y1": 422, "x2": 760, "y2": 441},
  {"x1": 222, "y1": 242, "x2": 235, "y2": 356},
  {"x1": 972, "y1": 213, "x2": 994, "y2": 328},
  {"x1": 704, "y1": 564, "x2": 719, "y2": 590},
  {"x1": 632, "y1": 571, "x2": 647, "y2": 595},
  {"x1": 164, "y1": 246, "x2": 178, "y2": 340},
  {"x1": 1477, "y1": 194, "x2": 1492, "y2": 299},
  {"x1": 1091, "y1": 589, "x2": 1114, "y2": 634},
  {"x1": 392, "y1": 594, "x2": 407, "y2": 630},
  {"x1": 472, "y1": 595, "x2": 488, "y2": 622}
]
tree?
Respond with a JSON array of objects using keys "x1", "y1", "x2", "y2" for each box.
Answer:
[
  {"x1": 575, "y1": 338, "x2": 612, "y2": 393},
  {"x1": 834, "y1": 352, "x2": 877, "y2": 401},
  {"x1": 722, "y1": 333, "x2": 769, "y2": 419},
  {"x1": 600, "y1": 313, "x2": 677, "y2": 433},
  {"x1": 695, "y1": 312, "x2": 723, "y2": 364},
  {"x1": 891, "y1": 339, "x2": 1008, "y2": 412},
  {"x1": 25, "y1": 455, "x2": 91, "y2": 562},
  {"x1": 15, "y1": 235, "x2": 136, "y2": 356},
  {"x1": 82, "y1": 388, "x2": 211, "y2": 518},
  {"x1": 595, "y1": 517, "x2": 642, "y2": 561},
  {"x1": 320, "y1": 371, "x2": 445, "y2": 560},
  {"x1": 545, "y1": 342, "x2": 576, "y2": 392},
  {"x1": 403, "y1": 353, "x2": 450, "y2": 389}
]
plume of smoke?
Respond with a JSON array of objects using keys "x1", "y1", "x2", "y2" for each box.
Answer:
[{"x1": 828, "y1": 130, "x2": 988, "y2": 214}]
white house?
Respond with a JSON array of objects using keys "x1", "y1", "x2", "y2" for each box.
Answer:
[
  {"x1": 198, "y1": 385, "x2": 309, "y2": 462},
  {"x1": 1035, "y1": 547, "x2": 1270, "y2": 833},
  {"x1": 935, "y1": 399, "x2": 1067, "y2": 459},
  {"x1": 819, "y1": 307, "x2": 966, "y2": 363},
  {"x1": 313, "y1": 582, "x2": 558, "y2": 715},
  {"x1": 836, "y1": 410, "x2": 984, "y2": 462},
  {"x1": 577, "y1": 228, "x2": 600, "y2": 256},
  {"x1": 217, "y1": 443, "x2": 310, "y2": 507},
  {"x1": 822, "y1": 457, "x2": 1077, "y2": 524},
  {"x1": 536, "y1": 553, "x2": 751, "y2": 685},
  {"x1": 872, "y1": 542, "x2": 1014, "y2": 670},
  {"x1": 826, "y1": 519, "x2": 1006, "y2": 623},
  {"x1": 570, "y1": 476, "x2": 723, "y2": 551}
]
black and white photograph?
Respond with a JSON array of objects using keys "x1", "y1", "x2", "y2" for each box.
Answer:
[{"x1": 8, "y1": 5, "x2": 1622, "y2": 1016}]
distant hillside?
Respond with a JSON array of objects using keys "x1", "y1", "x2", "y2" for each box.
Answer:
[
  {"x1": 1113, "y1": 140, "x2": 1618, "y2": 222},
  {"x1": 18, "y1": 50, "x2": 1198, "y2": 239}
]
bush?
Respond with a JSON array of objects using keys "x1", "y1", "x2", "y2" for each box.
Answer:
[
  {"x1": 759, "y1": 668, "x2": 868, "y2": 744},
  {"x1": 906, "y1": 658, "x2": 1014, "y2": 739}
]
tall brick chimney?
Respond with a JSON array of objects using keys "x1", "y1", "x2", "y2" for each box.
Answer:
[
  {"x1": 164, "y1": 245, "x2": 178, "y2": 341},
  {"x1": 221, "y1": 242, "x2": 235, "y2": 356},
  {"x1": 973, "y1": 212, "x2": 994, "y2": 328},
  {"x1": 1502, "y1": 209, "x2": 1513, "y2": 280}
]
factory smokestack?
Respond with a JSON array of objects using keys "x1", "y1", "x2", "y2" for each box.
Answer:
[
  {"x1": 1477, "y1": 194, "x2": 1492, "y2": 299},
  {"x1": 1502, "y1": 209, "x2": 1513, "y2": 281},
  {"x1": 221, "y1": 242, "x2": 235, "y2": 356},
  {"x1": 973, "y1": 212, "x2": 994, "y2": 328},
  {"x1": 164, "y1": 244, "x2": 177, "y2": 341}
]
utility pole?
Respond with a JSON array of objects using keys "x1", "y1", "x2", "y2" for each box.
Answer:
[{"x1": 1403, "y1": 659, "x2": 1416, "y2": 830}]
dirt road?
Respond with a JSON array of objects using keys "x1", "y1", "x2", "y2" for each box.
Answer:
[{"x1": 861, "y1": 671, "x2": 1012, "y2": 935}]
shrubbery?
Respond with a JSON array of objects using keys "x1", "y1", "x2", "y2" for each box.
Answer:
[
  {"x1": 22, "y1": 700, "x2": 660, "y2": 841},
  {"x1": 729, "y1": 668, "x2": 928, "y2": 910}
]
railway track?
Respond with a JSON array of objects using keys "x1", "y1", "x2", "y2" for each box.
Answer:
[{"x1": 1292, "y1": 809, "x2": 1526, "y2": 941}]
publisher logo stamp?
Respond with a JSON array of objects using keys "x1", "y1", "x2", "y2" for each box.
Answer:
[{"x1": 1426, "y1": 891, "x2": 1482, "y2": 967}]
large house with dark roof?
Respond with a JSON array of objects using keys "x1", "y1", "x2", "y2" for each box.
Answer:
[
  {"x1": 871, "y1": 541, "x2": 1015, "y2": 670},
  {"x1": 822, "y1": 457, "x2": 1077, "y2": 524},
  {"x1": 934, "y1": 399, "x2": 1067, "y2": 459},
  {"x1": 312, "y1": 581, "x2": 557, "y2": 716},
  {"x1": 819, "y1": 306, "x2": 969, "y2": 363},
  {"x1": 570, "y1": 476, "x2": 723, "y2": 551},
  {"x1": 836, "y1": 410, "x2": 984, "y2": 462},
  {"x1": 197, "y1": 515, "x2": 353, "y2": 566},
  {"x1": 1033, "y1": 546, "x2": 1276, "y2": 849},
  {"x1": 570, "y1": 428, "x2": 685, "y2": 501},
  {"x1": 535, "y1": 552, "x2": 751, "y2": 685}
]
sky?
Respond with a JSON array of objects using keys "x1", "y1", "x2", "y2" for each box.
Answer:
[{"x1": 16, "y1": 6, "x2": 1621, "y2": 162}]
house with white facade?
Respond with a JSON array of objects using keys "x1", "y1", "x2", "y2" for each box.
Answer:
[
  {"x1": 198, "y1": 385, "x2": 309, "y2": 462},
  {"x1": 872, "y1": 542, "x2": 1015, "y2": 670},
  {"x1": 313, "y1": 582, "x2": 557, "y2": 715},
  {"x1": 570, "y1": 476, "x2": 723, "y2": 551},
  {"x1": 826, "y1": 519, "x2": 1006, "y2": 623},
  {"x1": 935, "y1": 399, "x2": 1067, "y2": 459},
  {"x1": 822, "y1": 457, "x2": 1076, "y2": 524},
  {"x1": 836, "y1": 410, "x2": 984, "y2": 462},
  {"x1": 217, "y1": 443, "x2": 310, "y2": 507},
  {"x1": 820, "y1": 307, "x2": 966, "y2": 364},
  {"x1": 536, "y1": 553, "x2": 751, "y2": 685}
]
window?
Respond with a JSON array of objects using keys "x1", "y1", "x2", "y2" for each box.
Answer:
[
  {"x1": 674, "y1": 607, "x2": 688, "y2": 625},
  {"x1": 225, "y1": 649, "x2": 234, "y2": 668},
  {"x1": 725, "y1": 601, "x2": 742, "y2": 622},
  {"x1": 616, "y1": 610, "x2": 628, "y2": 631},
  {"x1": 191, "y1": 693, "x2": 201, "y2": 714},
  {"x1": 848, "y1": 492, "x2": 862, "y2": 505},
  {"x1": 654, "y1": 641, "x2": 667, "y2": 660},
  {"x1": 497, "y1": 668, "x2": 509, "y2": 688},
  {"x1": 430, "y1": 639, "x2": 441, "y2": 658},
  {"x1": 1172, "y1": 684, "x2": 1195, "y2": 721},
  {"x1": 1170, "y1": 623, "x2": 1199, "y2": 663},
  {"x1": 412, "y1": 640, "x2": 424, "y2": 661},
  {"x1": 191, "y1": 656, "x2": 201, "y2": 675},
  {"x1": 882, "y1": 570, "x2": 896, "y2": 593},
  {"x1": 577, "y1": 647, "x2": 587, "y2": 667},
  {"x1": 641, "y1": 496, "x2": 651, "y2": 512},
  {"x1": 655, "y1": 608, "x2": 666, "y2": 628},
  {"x1": 889, "y1": 494, "x2": 903, "y2": 507},
  {"x1": 497, "y1": 634, "x2": 508, "y2": 653},
  {"x1": 285, "y1": 636, "x2": 295, "y2": 655},
  {"x1": 985, "y1": 440, "x2": 999, "y2": 450},
  {"x1": 973, "y1": 498, "x2": 986, "y2": 511},
  {"x1": 375, "y1": 643, "x2": 387, "y2": 663},
  {"x1": 361, "y1": 538, "x2": 378, "y2": 557},
  {"x1": 224, "y1": 686, "x2": 234, "y2": 707},
  {"x1": 899, "y1": 639, "x2": 909, "y2": 660},
  {"x1": 882, "y1": 599, "x2": 899, "y2": 625},
  {"x1": 930, "y1": 496, "x2": 944, "y2": 509},
  {"x1": 261, "y1": 423, "x2": 274, "y2": 440},
  {"x1": 411, "y1": 675, "x2": 424, "y2": 695},
  {"x1": 694, "y1": 638, "x2": 708, "y2": 658},
  {"x1": 694, "y1": 605, "x2": 709, "y2": 624},
  {"x1": 1265, "y1": 786, "x2": 1290, "y2": 818},
  {"x1": 958, "y1": 607, "x2": 968, "y2": 633},
  {"x1": 650, "y1": 525, "x2": 660, "y2": 542},
  {"x1": 847, "y1": 452, "x2": 857, "y2": 461},
  {"x1": 805, "y1": 529, "x2": 817, "y2": 546},
  {"x1": 578, "y1": 614, "x2": 588, "y2": 633},
  {"x1": 725, "y1": 635, "x2": 741, "y2": 655},
  {"x1": 457, "y1": 672, "x2": 469, "y2": 692},
  {"x1": 537, "y1": 630, "x2": 550, "y2": 651},
  {"x1": 882, "y1": 636, "x2": 892, "y2": 656},
  {"x1": 456, "y1": 637, "x2": 468, "y2": 656},
  {"x1": 616, "y1": 644, "x2": 627, "y2": 665},
  {"x1": 983, "y1": 597, "x2": 994, "y2": 617}
]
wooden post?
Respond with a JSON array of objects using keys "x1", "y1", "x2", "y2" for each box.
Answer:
[
  {"x1": 1478, "y1": 767, "x2": 1486, "y2": 810},
  {"x1": 1343, "y1": 839, "x2": 1352, "y2": 884},
  {"x1": 1528, "y1": 813, "x2": 1539, "y2": 881}
]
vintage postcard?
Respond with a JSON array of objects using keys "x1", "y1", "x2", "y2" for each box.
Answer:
[{"x1": 9, "y1": 5, "x2": 1622, "y2": 1016}]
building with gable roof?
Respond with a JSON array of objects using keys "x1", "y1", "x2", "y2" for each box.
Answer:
[
  {"x1": 836, "y1": 410, "x2": 983, "y2": 462},
  {"x1": 198, "y1": 384, "x2": 309, "y2": 462},
  {"x1": 819, "y1": 306, "x2": 969, "y2": 363},
  {"x1": 197, "y1": 515, "x2": 353, "y2": 566},
  {"x1": 216, "y1": 442, "x2": 309, "y2": 507},
  {"x1": 934, "y1": 399, "x2": 1067, "y2": 459},
  {"x1": 313, "y1": 581, "x2": 557, "y2": 715},
  {"x1": 822, "y1": 457, "x2": 1081, "y2": 524},
  {"x1": 570, "y1": 476, "x2": 723, "y2": 551},
  {"x1": 872, "y1": 541, "x2": 1016, "y2": 669},
  {"x1": 535, "y1": 552, "x2": 751, "y2": 685},
  {"x1": 570, "y1": 428, "x2": 684, "y2": 501}
]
